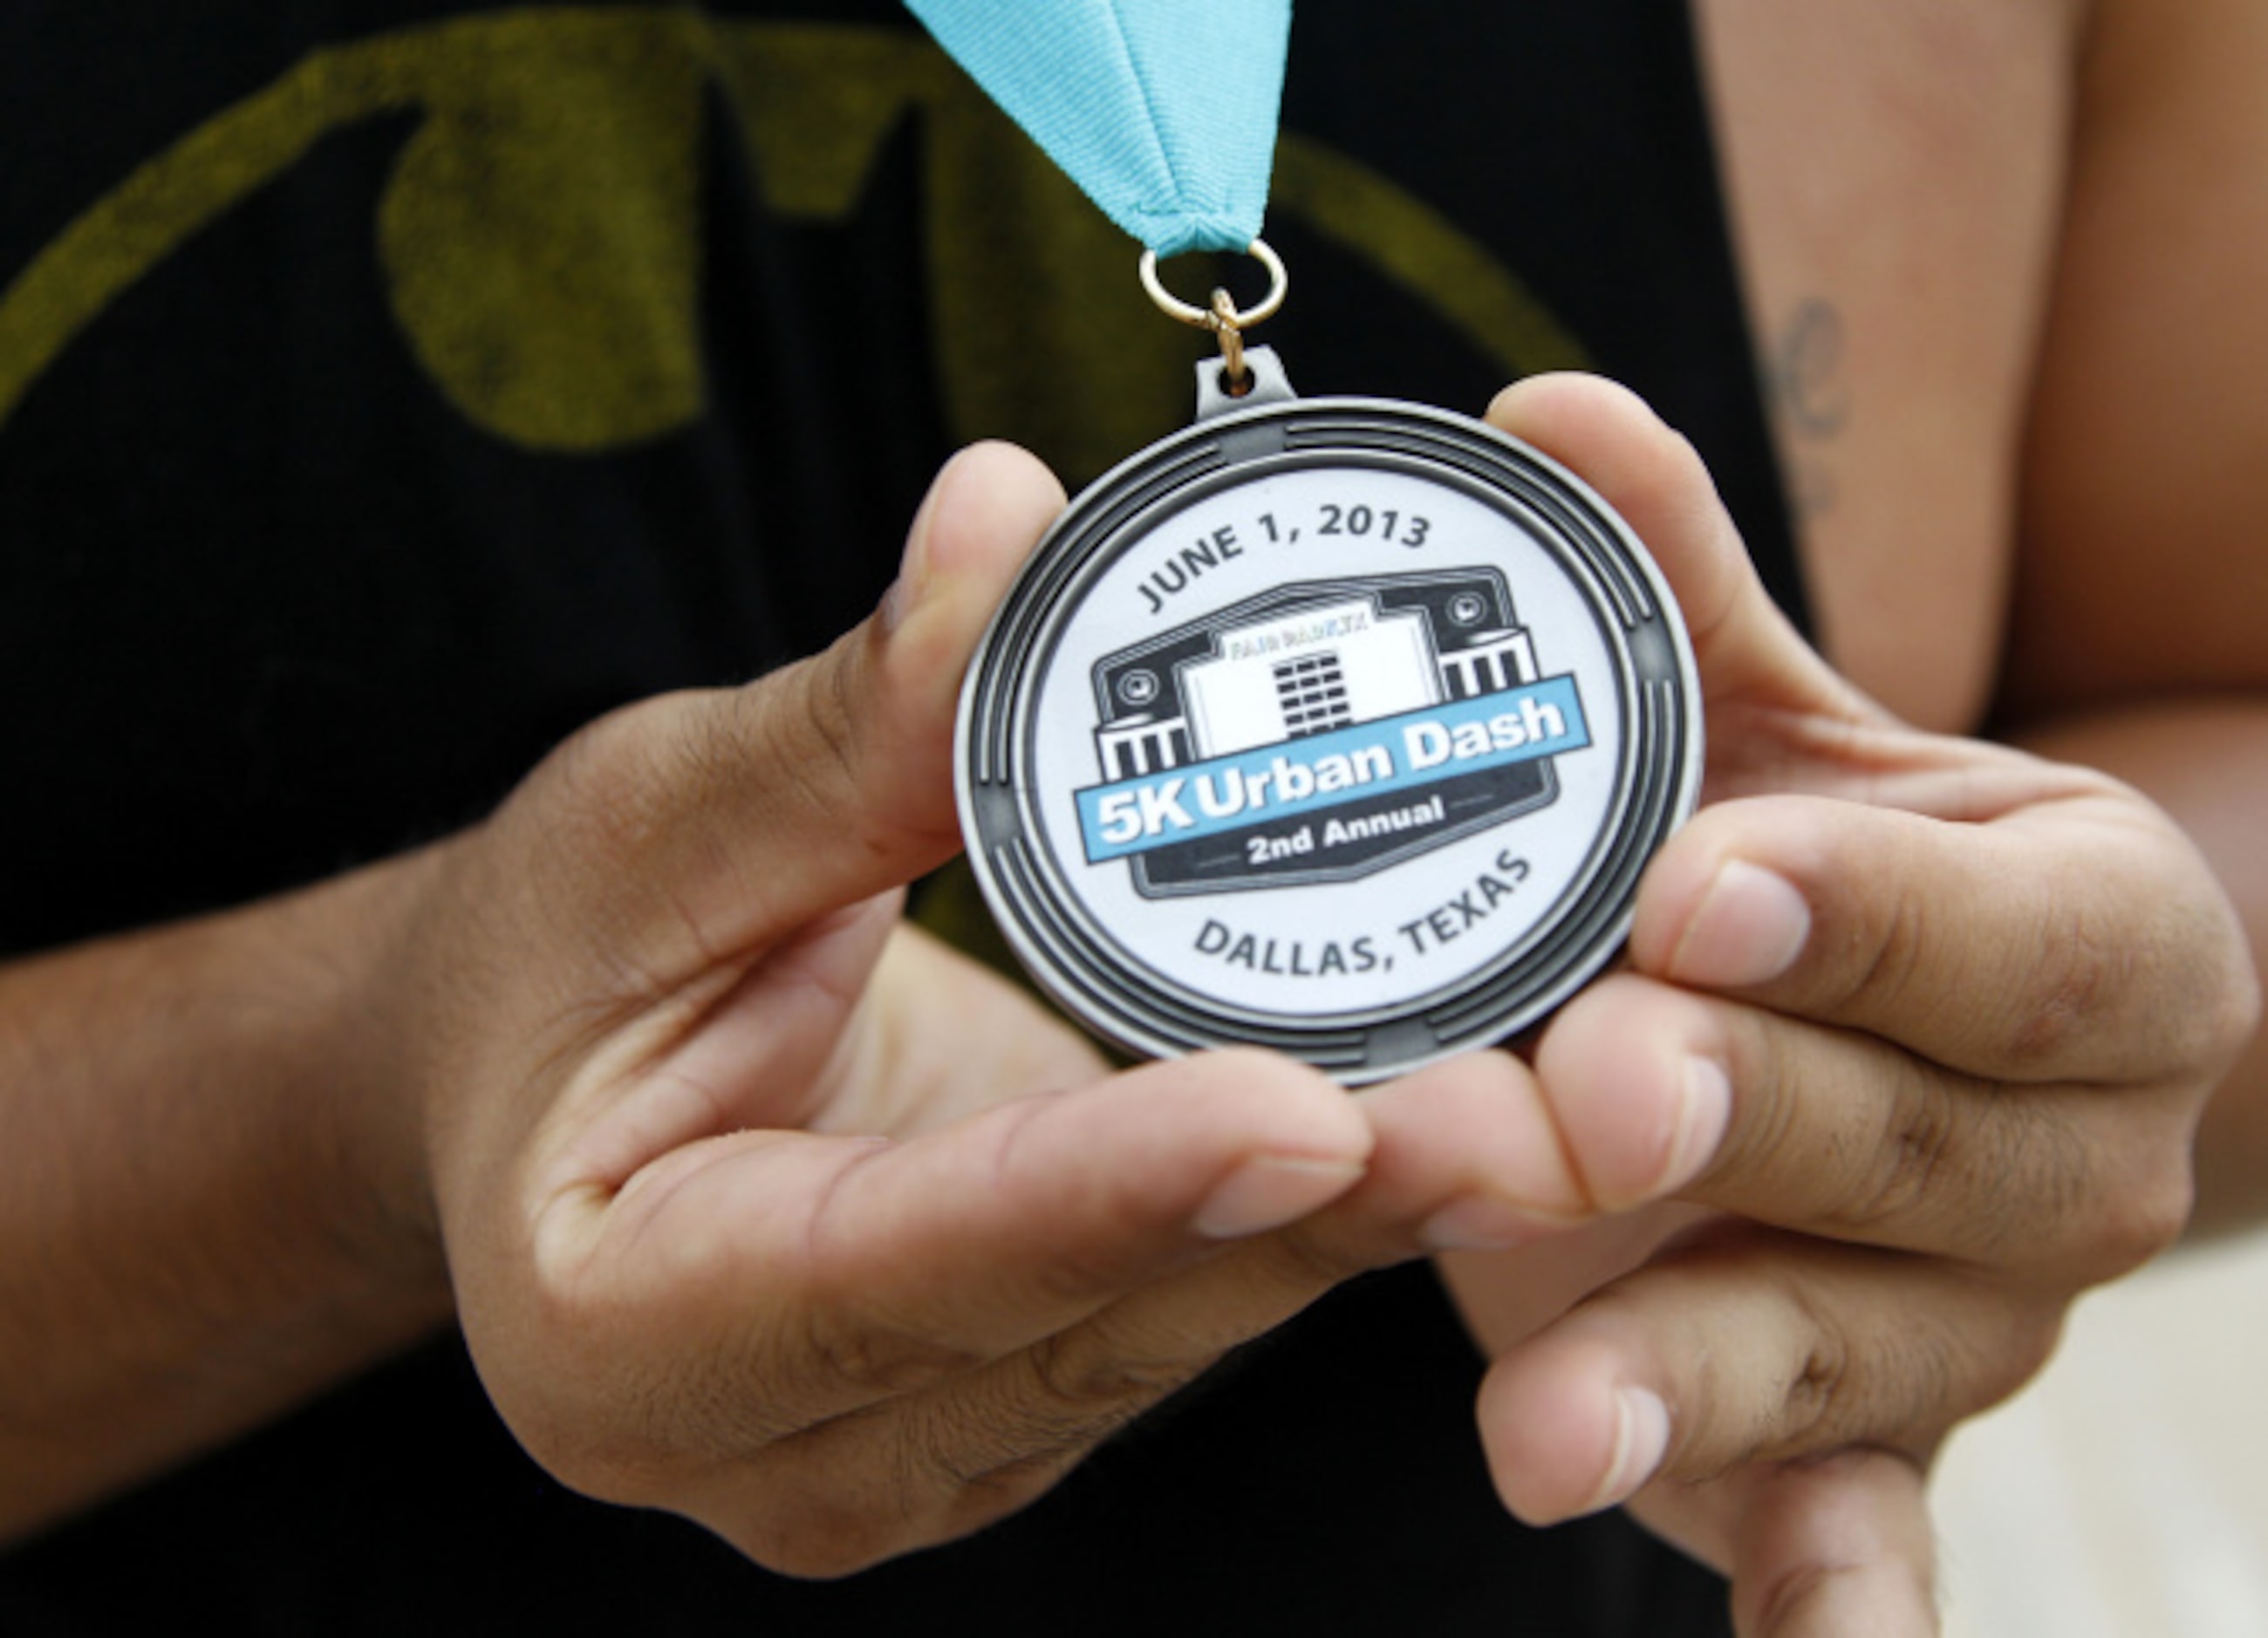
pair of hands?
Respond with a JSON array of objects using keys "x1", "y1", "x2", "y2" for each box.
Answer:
[{"x1": 403, "y1": 376, "x2": 2254, "y2": 1631}]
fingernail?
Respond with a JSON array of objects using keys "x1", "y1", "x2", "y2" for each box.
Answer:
[
  {"x1": 1663, "y1": 1056, "x2": 1732, "y2": 1194},
  {"x1": 878, "y1": 513, "x2": 931, "y2": 635},
  {"x1": 878, "y1": 574, "x2": 915, "y2": 633},
  {"x1": 1589, "y1": 1386, "x2": 1671, "y2": 1512},
  {"x1": 1668, "y1": 860, "x2": 1810, "y2": 988},
  {"x1": 1192, "y1": 1155, "x2": 1365, "y2": 1240},
  {"x1": 1418, "y1": 1194, "x2": 1569, "y2": 1252},
  {"x1": 879, "y1": 452, "x2": 962, "y2": 633}
]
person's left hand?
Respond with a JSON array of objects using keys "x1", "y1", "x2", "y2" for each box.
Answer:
[
  {"x1": 1431, "y1": 375, "x2": 2260, "y2": 1635},
  {"x1": 404, "y1": 441, "x2": 1600, "y2": 1578}
]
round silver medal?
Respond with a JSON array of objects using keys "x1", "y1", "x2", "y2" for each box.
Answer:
[{"x1": 955, "y1": 346, "x2": 1702, "y2": 1084}]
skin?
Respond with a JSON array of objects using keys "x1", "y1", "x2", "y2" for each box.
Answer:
[
  {"x1": 2, "y1": 1, "x2": 2262, "y2": 1634},
  {"x1": 1438, "y1": 0, "x2": 2268, "y2": 1631},
  {"x1": 1445, "y1": 377, "x2": 2248, "y2": 1636},
  {"x1": 0, "y1": 447, "x2": 1654, "y2": 1560}
]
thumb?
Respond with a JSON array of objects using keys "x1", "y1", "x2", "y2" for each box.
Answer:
[
  {"x1": 1623, "y1": 1450, "x2": 1940, "y2": 1638},
  {"x1": 497, "y1": 440, "x2": 1067, "y2": 982},
  {"x1": 1484, "y1": 375, "x2": 1866, "y2": 726}
]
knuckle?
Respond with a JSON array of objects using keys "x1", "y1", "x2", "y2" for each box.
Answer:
[
  {"x1": 1022, "y1": 1328, "x2": 1207, "y2": 1422},
  {"x1": 1723, "y1": 1264, "x2": 2083, "y2": 1478},
  {"x1": 501, "y1": 1280, "x2": 705, "y2": 1505},
  {"x1": 1999, "y1": 849, "x2": 2253, "y2": 1087},
  {"x1": 1843, "y1": 1070, "x2": 2113, "y2": 1267},
  {"x1": 736, "y1": 1487, "x2": 908, "y2": 1580},
  {"x1": 1836, "y1": 882, "x2": 1932, "y2": 1023},
  {"x1": 2204, "y1": 966, "x2": 2265, "y2": 1079},
  {"x1": 1759, "y1": 1275, "x2": 1955, "y2": 1464},
  {"x1": 884, "y1": 1391, "x2": 1099, "y2": 1543},
  {"x1": 1916, "y1": 1285, "x2": 2066, "y2": 1430},
  {"x1": 745, "y1": 646, "x2": 864, "y2": 824},
  {"x1": 495, "y1": 1332, "x2": 780, "y2": 1512},
  {"x1": 2075, "y1": 1143, "x2": 2195, "y2": 1277},
  {"x1": 1768, "y1": 1284, "x2": 1861, "y2": 1457},
  {"x1": 501, "y1": 1377, "x2": 700, "y2": 1514},
  {"x1": 798, "y1": 1299, "x2": 989, "y2": 1400},
  {"x1": 1976, "y1": 1297, "x2": 2066, "y2": 1409},
  {"x1": 2179, "y1": 902, "x2": 2263, "y2": 1076},
  {"x1": 1838, "y1": 1070, "x2": 1967, "y2": 1239},
  {"x1": 728, "y1": 1421, "x2": 1025, "y2": 1580},
  {"x1": 919, "y1": 1454, "x2": 1078, "y2": 1550},
  {"x1": 2001, "y1": 901, "x2": 2115, "y2": 1071},
  {"x1": 799, "y1": 647, "x2": 864, "y2": 786}
]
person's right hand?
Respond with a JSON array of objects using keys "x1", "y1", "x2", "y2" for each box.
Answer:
[
  {"x1": 397, "y1": 443, "x2": 1562, "y2": 1574},
  {"x1": 1433, "y1": 375, "x2": 2258, "y2": 1636}
]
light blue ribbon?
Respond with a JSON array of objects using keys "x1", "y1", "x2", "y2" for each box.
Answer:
[{"x1": 905, "y1": 0, "x2": 1290, "y2": 256}]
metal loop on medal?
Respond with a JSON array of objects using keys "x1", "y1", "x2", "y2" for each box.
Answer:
[
  {"x1": 1138, "y1": 237, "x2": 1289, "y2": 333},
  {"x1": 1208, "y1": 289, "x2": 1248, "y2": 387}
]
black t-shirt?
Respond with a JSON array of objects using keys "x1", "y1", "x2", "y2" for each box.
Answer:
[{"x1": 0, "y1": 3, "x2": 1796, "y2": 1630}]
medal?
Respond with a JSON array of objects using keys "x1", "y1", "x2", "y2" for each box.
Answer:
[{"x1": 917, "y1": 2, "x2": 1702, "y2": 1082}]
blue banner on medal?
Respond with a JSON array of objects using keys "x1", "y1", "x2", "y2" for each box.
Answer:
[{"x1": 1075, "y1": 675, "x2": 1592, "y2": 864}]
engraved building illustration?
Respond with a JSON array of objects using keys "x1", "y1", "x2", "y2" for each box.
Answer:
[
  {"x1": 1095, "y1": 576, "x2": 1539, "y2": 781},
  {"x1": 1085, "y1": 570, "x2": 1568, "y2": 896}
]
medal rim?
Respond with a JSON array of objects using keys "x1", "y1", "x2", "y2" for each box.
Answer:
[{"x1": 954, "y1": 391, "x2": 1703, "y2": 1084}]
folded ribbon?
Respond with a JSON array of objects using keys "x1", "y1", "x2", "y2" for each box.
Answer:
[{"x1": 906, "y1": 0, "x2": 1290, "y2": 256}]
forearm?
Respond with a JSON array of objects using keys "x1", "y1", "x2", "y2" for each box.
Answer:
[
  {"x1": 0, "y1": 849, "x2": 455, "y2": 1539},
  {"x1": 2008, "y1": 695, "x2": 2268, "y2": 1237}
]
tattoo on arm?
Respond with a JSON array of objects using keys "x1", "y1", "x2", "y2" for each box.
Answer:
[{"x1": 1769, "y1": 297, "x2": 1849, "y2": 518}]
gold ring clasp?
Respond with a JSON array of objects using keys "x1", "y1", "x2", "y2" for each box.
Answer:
[
  {"x1": 1137, "y1": 237, "x2": 1288, "y2": 331},
  {"x1": 1138, "y1": 238, "x2": 1288, "y2": 392}
]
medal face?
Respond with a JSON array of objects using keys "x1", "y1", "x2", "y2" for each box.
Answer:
[{"x1": 956, "y1": 381, "x2": 1701, "y2": 1084}]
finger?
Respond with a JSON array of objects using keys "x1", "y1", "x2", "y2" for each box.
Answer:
[
  {"x1": 1056, "y1": 1045, "x2": 1596, "y2": 1332},
  {"x1": 525, "y1": 1048, "x2": 1375, "y2": 1463},
  {"x1": 501, "y1": 440, "x2": 1067, "y2": 980},
  {"x1": 943, "y1": 1052, "x2": 1589, "y2": 1450},
  {"x1": 1474, "y1": 1227, "x2": 2057, "y2": 1528},
  {"x1": 1623, "y1": 1449, "x2": 1940, "y2": 1638},
  {"x1": 707, "y1": 1049, "x2": 1596, "y2": 1568},
  {"x1": 1723, "y1": 1450, "x2": 1940, "y2": 1638},
  {"x1": 1629, "y1": 786, "x2": 2254, "y2": 1089},
  {"x1": 1534, "y1": 973, "x2": 2196, "y2": 1274},
  {"x1": 978, "y1": 1044, "x2": 1606, "y2": 1415},
  {"x1": 1484, "y1": 374, "x2": 1862, "y2": 728}
]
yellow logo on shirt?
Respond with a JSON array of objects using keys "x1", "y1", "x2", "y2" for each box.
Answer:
[{"x1": 0, "y1": 11, "x2": 1585, "y2": 483}]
